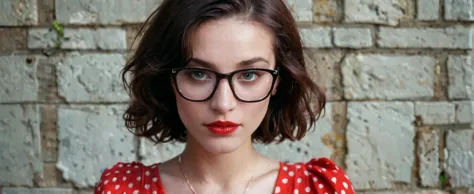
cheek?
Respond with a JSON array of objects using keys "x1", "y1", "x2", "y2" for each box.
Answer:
[
  {"x1": 242, "y1": 99, "x2": 271, "y2": 127},
  {"x1": 174, "y1": 89, "x2": 201, "y2": 126}
]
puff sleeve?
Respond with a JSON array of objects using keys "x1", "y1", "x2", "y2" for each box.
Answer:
[
  {"x1": 305, "y1": 158, "x2": 355, "y2": 194},
  {"x1": 94, "y1": 161, "x2": 164, "y2": 194}
]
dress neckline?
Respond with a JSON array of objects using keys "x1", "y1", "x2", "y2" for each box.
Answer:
[{"x1": 154, "y1": 161, "x2": 285, "y2": 194}]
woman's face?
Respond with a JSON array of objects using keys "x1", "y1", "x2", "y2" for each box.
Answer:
[{"x1": 174, "y1": 17, "x2": 277, "y2": 154}]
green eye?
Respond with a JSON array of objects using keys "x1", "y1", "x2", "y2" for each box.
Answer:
[
  {"x1": 241, "y1": 72, "x2": 257, "y2": 81},
  {"x1": 190, "y1": 71, "x2": 208, "y2": 80}
]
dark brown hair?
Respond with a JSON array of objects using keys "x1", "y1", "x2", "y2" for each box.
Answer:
[{"x1": 122, "y1": 0, "x2": 326, "y2": 144}]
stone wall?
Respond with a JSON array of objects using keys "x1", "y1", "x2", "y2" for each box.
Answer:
[{"x1": 0, "y1": 0, "x2": 473, "y2": 193}]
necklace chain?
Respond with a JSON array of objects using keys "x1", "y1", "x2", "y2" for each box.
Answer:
[{"x1": 178, "y1": 155, "x2": 254, "y2": 194}]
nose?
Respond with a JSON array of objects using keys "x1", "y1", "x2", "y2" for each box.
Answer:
[{"x1": 209, "y1": 79, "x2": 237, "y2": 114}]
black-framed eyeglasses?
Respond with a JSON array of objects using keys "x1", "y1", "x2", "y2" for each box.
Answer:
[{"x1": 171, "y1": 67, "x2": 279, "y2": 103}]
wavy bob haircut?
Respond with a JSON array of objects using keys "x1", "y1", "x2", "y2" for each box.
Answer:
[{"x1": 122, "y1": 0, "x2": 326, "y2": 144}]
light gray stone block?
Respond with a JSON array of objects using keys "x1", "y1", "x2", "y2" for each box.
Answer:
[
  {"x1": 55, "y1": 0, "x2": 162, "y2": 24},
  {"x1": 445, "y1": 130, "x2": 474, "y2": 187},
  {"x1": 417, "y1": 0, "x2": 440, "y2": 20},
  {"x1": 139, "y1": 139, "x2": 185, "y2": 166},
  {"x1": 0, "y1": 0, "x2": 38, "y2": 26},
  {"x1": 344, "y1": 0, "x2": 407, "y2": 26},
  {"x1": 57, "y1": 53, "x2": 128, "y2": 102},
  {"x1": 378, "y1": 27, "x2": 473, "y2": 49},
  {"x1": 255, "y1": 103, "x2": 335, "y2": 163},
  {"x1": 57, "y1": 105, "x2": 136, "y2": 188},
  {"x1": 346, "y1": 102, "x2": 415, "y2": 189},
  {"x1": 415, "y1": 102, "x2": 456, "y2": 125},
  {"x1": 342, "y1": 54, "x2": 436, "y2": 100},
  {"x1": 418, "y1": 130, "x2": 440, "y2": 187},
  {"x1": 300, "y1": 28, "x2": 333, "y2": 48},
  {"x1": 304, "y1": 50, "x2": 344, "y2": 100},
  {"x1": 334, "y1": 28, "x2": 373, "y2": 48},
  {"x1": 0, "y1": 56, "x2": 38, "y2": 102},
  {"x1": 448, "y1": 55, "x2": 473, "y2": 99},
  {"x1": 286, "y1": 0, "x2": 313, "y2": 22},
  {"x1": 454, "y1": 101, "x2": 474, "y2": 124},
  {"x1": 361, "y1": 191, "x2": 449, "y2": 194},
  {"x1": 0, "y1": 105, "x2": 42, "y2": 186},
  {"x1": 28, "y1": 28, "x2": 127, "y2": 50},
  {"x1": 445, "y1": 0, "x2": 474, "y2": 21},
  {"x1": 3, "y1": 188, "x2": 74, "y2": 194}
]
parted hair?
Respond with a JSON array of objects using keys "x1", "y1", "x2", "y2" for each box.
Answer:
[{"x1": 122, "y1": 0, "x2": 326, "y2": 144}]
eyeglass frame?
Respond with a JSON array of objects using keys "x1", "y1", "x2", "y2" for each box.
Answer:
[{"x1": 170, "y1": 67, "x2": 280, "y2": 103}]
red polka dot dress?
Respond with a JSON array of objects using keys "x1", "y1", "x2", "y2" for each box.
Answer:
[{"x1": 94, "y1": 158, "x2": 355, "y2": 194}]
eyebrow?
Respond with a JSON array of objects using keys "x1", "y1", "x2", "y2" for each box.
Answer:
[{"x1": 189, "y1": 57, "x2": 270, "y2": 68}]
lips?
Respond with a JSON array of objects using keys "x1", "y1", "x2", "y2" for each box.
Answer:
[{"x1": 204, "y1": 121, "x2": 240, "y2": 135}]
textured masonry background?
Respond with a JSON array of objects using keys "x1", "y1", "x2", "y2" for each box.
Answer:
[{"x1": 1, "y1": 0, "x2": 474, "y2": 193}]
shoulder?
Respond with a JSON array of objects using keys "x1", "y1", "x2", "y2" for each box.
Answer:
[
  {"x1": 277, "y1": 157, "x2": 355, "y2": 194},
  {"x1": 93, "y1": 161, "x2": 164, "y2": 194}
]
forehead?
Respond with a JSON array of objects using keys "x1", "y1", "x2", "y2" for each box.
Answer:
[{"x1": 188, "y1": 17, "x2": 276, "y2": 70}]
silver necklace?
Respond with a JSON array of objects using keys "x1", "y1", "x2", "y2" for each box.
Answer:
[{"x1": 178, "y1": 155, "x2": 255, "y2": 194}]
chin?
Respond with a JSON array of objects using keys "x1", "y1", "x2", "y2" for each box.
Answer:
[{"x1": 198, "y1": 136, "x2": 247, "y2": 154}]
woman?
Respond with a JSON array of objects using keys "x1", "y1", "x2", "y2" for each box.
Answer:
[{"x1": 95, "y1": 0, "x2": 355, "y2": 193}]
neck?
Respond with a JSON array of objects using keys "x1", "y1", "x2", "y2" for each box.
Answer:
[{"x1": 179, "y1": 138, "x2": 260, "y2": 188}]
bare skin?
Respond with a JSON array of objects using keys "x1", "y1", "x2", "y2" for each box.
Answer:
[
  {"x1": 158, "y1": 153, "x2": 281, "y2": 194},
  {"x1": 157, "y1": 17, "x2": 282, "y2": 194}
]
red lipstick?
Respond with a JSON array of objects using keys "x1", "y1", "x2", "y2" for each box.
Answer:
[{"x1": 204, "y1": 121, "x2": 240, "y2": 135}]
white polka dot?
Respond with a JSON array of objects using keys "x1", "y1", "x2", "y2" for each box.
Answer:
[
  {"x1": 296, "y1": 165, "x2": 301, "y2": 169},
  {"x1": 297, "y1": 177, "x2": 302, "y2": 183},
  {"x1": 335, "y1": 192, "x2": 338, "y2": 194},
  {"x1": 112, "y1": 177, "x2": 117, "y2": 182},
  {"x1": 145, "y1": 184, "x2": 150, "y2": 189},
  {"x1": 333, "y1": 170, "x2": 338, "y2": 173},
  {"x1": 275, "y1": 186, "x2": 281, "y2": 193},
  {"x1": 153, "y1": 191, "x2": 157, "y2": 194},
  {"x1": 341, "y1": 190, "x2": 346, "y2": 194},
  {"x1": 331, "y1": 177, "x2": 337, "y2": 183},
  {"x1": 133, "y1": 190, "x2": 139, "y2": 194},
  {"x1": 134, "y1": 165, "x2": 139, "y2": 168},
  {"x1": 313, "y1": 177, "x2": 318, "y2": 182},
  {"x1": 343, "y1": 182, "x2": 348, "y2": 189},
  {"x1": 105, "y1": 172, "x2": 111, "y2": 176},
  {"x1": 123, "y1": 177, "x2": 127, "y2": 181},
  {"x1": 304, "y1": 171, "x2": 309, "y2": 176},
  {"x1": 308, "y1": 164, "x2": 312, "y2": 168},
  {"x1": 119, "y1": 164, "x2": 123, "y2": 168},
  {"x1": 344, "y1": 174, "x2": 349, "y2": 179},
  {"x1": 115, "y1": 170, "x2": 119, "y2": 173},
  {"x1": 282, "y1": 178, "x2": 288, "y2": 184},
  {"x1": 104, "y1": 180, "x2": 109, "y2": 184},
  {"x1": 145, "y1": 171, "x2": 150, "y2": 176},
  {"x1": 289, "y1": 171, "x2": 294, "y2": 177},
  {"x1": 137, "y1": 176, "x2": 141, "y2": 181},
  {"x1": 152, "y1": 177, "x2": 158, "y2": 182},
  {"x1": 322, "y1": 168, "x2": 327, "y2": 172},
  {"x1": 294, "y1": 189, "x2": 299, "y2": 194},
  {"x1": 283, "y1": 166, "x2": 288, "y2": 171},
  {"x1": 126, "y1": 170, "x2": 131, "y2": 174},
  {"x1": 128, "y1": 183, "x2": 133, "y2": 188},
  {"x1": 319, "y1": 184, "x2": 324, "y2": 188},
  {"x1": 305, "y1": 187, "x2": 311, "y2": 192},
  {"x1": 151, "y1": 165, "x2": 156, "y2": 169},
  {"x1": 127, "y1": 164, "x2": 131, "y2": 167},
  {"x1": 115, "y1": 185, "x2": 120, "y2": 190},
  {"x1": 335, "y1": 166, "x2": 339, "y2": 170},
  {"x1": 107, "y1": 191, "x2": 111, "y2": 194}
]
